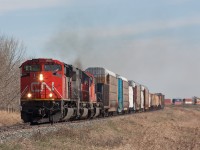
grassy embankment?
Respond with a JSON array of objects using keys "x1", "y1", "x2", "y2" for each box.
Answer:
[
  {"x1": 0, "y1": 111, "x2": 22, "y2": 127},
  {"x1": 1, "y1": 105, "x2": 200, "y2": 150}
]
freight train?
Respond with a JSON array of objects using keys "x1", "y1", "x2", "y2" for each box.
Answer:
[{"x1": 20, "y1": 58, "x2": 165, "y2": 124}]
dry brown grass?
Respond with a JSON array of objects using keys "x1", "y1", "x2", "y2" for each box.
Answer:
[
  {"x1": 1, "y1": 105, "x2": 200, "y2": 150},
  {"x1": 0, "y1": 111, "x2": 22, "y2": 127}
]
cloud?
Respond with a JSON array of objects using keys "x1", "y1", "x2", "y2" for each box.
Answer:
[
  {"x1": 44, "y1": 15, "x2": 200, "y2": 66},
  {"x1": 41, "y1": 13, "x2": 200, "y2": 98},
  {"x1": 43, "y1": 14, "x2": 200, "y2": 98},
  {"x1": 44, "y1": 27, "x2": 200, "y2": 98},
  {"x1": 78, "y1": 16, "x2": 200, "y2": 39},
  {"x1": 0, "y1": 0, "x2": 68, "y2": 14}
]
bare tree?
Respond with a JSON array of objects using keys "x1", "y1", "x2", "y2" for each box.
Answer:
[{"x1": 0, "y1": 35, "x2": 25, "y2": 110}]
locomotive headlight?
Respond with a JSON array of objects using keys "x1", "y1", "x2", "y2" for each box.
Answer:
[
  {"x1": 27, "y1": 93, "x2": 32, "y2": 98},
  {"x1": 49, "y1": 93, "x2": 53, "y2": 98},
  {"x1": 39, "y1": 74, "x2": 44, "y2": 81}
]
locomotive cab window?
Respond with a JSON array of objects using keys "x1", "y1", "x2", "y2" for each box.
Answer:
[
  {"x1": 24, "y1": 65, "x2": 40, "y2": 72},
  {"x1": 44, "y1": 64, "x2": 62, "y2": 71}
]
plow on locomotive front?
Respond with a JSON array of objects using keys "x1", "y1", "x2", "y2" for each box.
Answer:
[{"x1": 20, "y1": 58, "x2": 101, "y2": 124}]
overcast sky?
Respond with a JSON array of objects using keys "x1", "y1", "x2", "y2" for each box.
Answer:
[{"x1": 1, "y1": 0, "x2": 200, "y2": 98}]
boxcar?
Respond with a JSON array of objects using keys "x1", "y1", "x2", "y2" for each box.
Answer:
[
  {"x1": 117, "y1": 75, "x2": 129, "y2": 113},
  {"x1": 86, "y1": 67, "x2": 118, "y2": 113}
]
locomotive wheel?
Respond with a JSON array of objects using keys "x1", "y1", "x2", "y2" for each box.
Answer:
[
  {"x1": 88, "y1": 109, "x2": 95, "y2": 119},
  {"x1": 49, "y1": 110, "x2": 54, "y2": 125},
  {"x1": 21, "y1": 112, "x2": 31, "y2": 123}
]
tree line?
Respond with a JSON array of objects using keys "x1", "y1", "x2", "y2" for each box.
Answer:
[{"x1": 0, "y1": 35, "x2": 25, "y2": 110}]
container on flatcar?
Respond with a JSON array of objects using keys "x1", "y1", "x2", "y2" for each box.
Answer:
[
  {"x1": 172, "y1": 99, "x2": 183, "y2": 105},
  {"x1": 86, "y1": 67, "x2": 118, "y2": 112},
  {"x1": 183, "y1": 98, "x2": 193, "y2": 105},
  {"x1": 164, "y1": 99, "x2": 172, "y2": 105}
]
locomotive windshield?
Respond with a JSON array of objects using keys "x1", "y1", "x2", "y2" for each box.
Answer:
[
  {"x1": 44, "y1": 64, "x2": 62, "y2": 71},
  {"x1": 24, "y1": 65, "x2": 40, "y2": 72}
]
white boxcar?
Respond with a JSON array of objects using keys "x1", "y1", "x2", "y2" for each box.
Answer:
[
  {"x1": 149, "y1": 94, "x2": 152, "y2": 108},
  {"x1": 129, "y1": 86, "x2": 134, "y2": 109},
  {"x1": 140, "y1": 85, "x2": 145, "y2": 110}
]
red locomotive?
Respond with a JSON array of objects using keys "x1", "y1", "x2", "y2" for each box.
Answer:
[
  {"x1": 20, "y1": 58, "x2": 165, "y2": 124},
  {"x1": 20, "y1": 58, "x2": 100, "y2": 123}
]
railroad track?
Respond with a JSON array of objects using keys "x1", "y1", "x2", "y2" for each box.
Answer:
[
  {"x1": 0, "y1": 123, "x2": 38, "y2": 133},
  {"x1": 0, "y1": 108, "x2": 163, "y2": 144},
  {"x1": 0, "y1": 108, "x2": 163, "y2": 133}
]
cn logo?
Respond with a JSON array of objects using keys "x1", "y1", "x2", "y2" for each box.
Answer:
[{"x1": 31, "y1": 82, "x2": 55, "y2": 92}]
